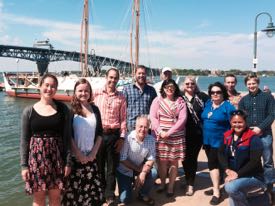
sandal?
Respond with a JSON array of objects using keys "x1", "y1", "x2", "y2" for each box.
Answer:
[
  {"x1": 137, "y1": 195, "x2": 155, "y2": 206},
  {"x1": 185, "y1": 185, "x2": 194, "y2": 196}
]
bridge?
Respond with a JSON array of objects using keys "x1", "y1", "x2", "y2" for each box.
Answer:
[{"x1": 0, "y1": 45, "x2": 158, "y2": 76}]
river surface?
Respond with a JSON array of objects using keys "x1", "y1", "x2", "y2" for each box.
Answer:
[{"x1": 0, "y1": 75, "x2": 274, "y2": 205}]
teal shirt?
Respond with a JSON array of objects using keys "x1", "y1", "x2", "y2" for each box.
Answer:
[{"x1": 201, "y1": 100, "x2": 235, "y2": 148}]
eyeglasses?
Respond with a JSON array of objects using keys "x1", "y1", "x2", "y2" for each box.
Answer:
[
  {"x1": 185, "y1": 82, "x2": 195, "y2": 86},
  {"x1": 164, "y1": 85, "x2": 175, "y2": 90},
  {"x1": 210, "y1": 90, "x2": 222, "y2": 95}
]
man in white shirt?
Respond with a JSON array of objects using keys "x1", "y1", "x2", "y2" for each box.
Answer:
[{"x1": 116, "y1": 115, "x2": 157, "y2": 205}]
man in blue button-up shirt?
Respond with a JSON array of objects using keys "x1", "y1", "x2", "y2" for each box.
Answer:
[
  {"x1": 239, "y1": 73, "x2": 275, "y2": 193},
  {"x1": 122, "y1": 65, "x2": 157, "y2": 131}
]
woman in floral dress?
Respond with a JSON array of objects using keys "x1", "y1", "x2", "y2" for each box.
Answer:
[
  {"x1": 20, "y1": 74, "x2": 71, "y2": 206},
  {"x1": 62, "y1": 78, "x2": 103, "y2": 206}
]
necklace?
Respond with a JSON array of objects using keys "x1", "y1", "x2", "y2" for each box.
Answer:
[{"x1": 207, "y1": 101, "x2": 224, "y2": 119}]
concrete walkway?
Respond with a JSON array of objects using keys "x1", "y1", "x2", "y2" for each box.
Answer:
[{"x1": 111, "y1": 122, "x2": 275, "y2": 206}]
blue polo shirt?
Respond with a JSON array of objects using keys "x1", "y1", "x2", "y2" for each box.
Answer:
[{"x1": 201, "y1": 100, "x2": 235, "y2": 148}]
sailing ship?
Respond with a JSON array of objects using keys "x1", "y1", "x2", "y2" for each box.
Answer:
[{"x1": 2, "y1": 0, "x2": 145, "y2": 101}]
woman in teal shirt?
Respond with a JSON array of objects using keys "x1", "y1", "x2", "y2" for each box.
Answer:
[{"x1": 201, "y1": 82, "x2": 235, "y2": 205}]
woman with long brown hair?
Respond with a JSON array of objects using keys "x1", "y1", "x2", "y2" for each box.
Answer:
[{"x1": 62, "y1": 78, "x2": 104, "y2": 205}]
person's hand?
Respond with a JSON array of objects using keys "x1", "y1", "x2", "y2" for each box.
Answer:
[
  {"x1": 76, "y1": 152, "x2": 89, "y2": 164},
  {"x1": 64, "y1": 166, "x2": 71, "y2": 177},
  {"x1": 87, "y1": 152, "x2": 96, "y2": 163},
  {"x1": 250, "y1": 127, "x2": 262, "y2": 136},
  {"x1": 160, "y1": 131, "x2": 169, "y2": 139},
  {"x1": 21, "y1": 168, "x2": 30, "y2": 182},
  {"x1": 114, "y1": 138, "x2": 124, "y2": 153},
  {"x1": 225, "y1": 169, "x2": 238, "y2": 183},
  {"x1": 135, "y1": 172, "x2": 146, "y2": 189}
]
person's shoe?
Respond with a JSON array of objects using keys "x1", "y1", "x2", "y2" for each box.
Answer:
[
  {"x1": 166, "y1": 191, "x2": 174, "y2": 197},
  {"x1": 185, "y1": 185, "x2": 194, "y2": 196},
  {"x1": 204, "y1": 188, "x2": 213, "y2": 196},
  {"x1": 117, "y1": 203, "x2": 126, "y2": 206},
  {"x1": 210, "y1": 195, "x2": 221, "y2": 205},
  {"x1": 137, "y1": 194, "x2": 155, "y2": 206},
  {"x1": 204, "y1": 187, "x2": 225, "y2": 196},
  {"x1": 166, "y1": 186, "x2": 175, "y2": 197},
  {"x1": 156, "y1": 184, "x2": 166, "y2": 193}
]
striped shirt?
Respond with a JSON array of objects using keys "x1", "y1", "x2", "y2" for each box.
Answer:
[
  {"x1": 93, "y1": 88, "x2": 127, "y2": 138},
  {"x1": 117, "y1": 130, "x2": 156, "y2": 177},
  {"x1": 122, "y1": 84, "x2": 157, "y2": 130}
]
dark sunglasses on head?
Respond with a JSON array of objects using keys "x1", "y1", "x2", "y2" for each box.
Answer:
[
  {"x1": 185, "y1": 82, "x2": 195, "y2": 86},
  {"x1": 230, "y1": 110, "x2": 246, "y2": 116},
  {"x1": 210, "y1": 90, "x2": 222, "y2": 95}
]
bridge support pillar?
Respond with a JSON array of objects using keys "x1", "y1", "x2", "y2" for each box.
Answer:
[{"x1": 36, "y1": 61, "x2": 49, "y2": 75}]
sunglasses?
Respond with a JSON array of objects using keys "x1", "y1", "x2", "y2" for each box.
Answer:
[
  {"x1": 185, "y1": 82, "x2": 195, "y2": 86},
  {"x1": 210, "y1": 90, "x2": 222, "y2": 95}
]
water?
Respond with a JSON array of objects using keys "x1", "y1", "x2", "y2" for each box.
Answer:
[
  {"x1": 0, "y1": 93, "x2": 33, "y2": 205},
  {"x1": 0, "y1": 76, "x2": 274, "y2": 205}
]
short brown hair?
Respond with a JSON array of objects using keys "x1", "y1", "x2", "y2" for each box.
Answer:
[
  {"x1": 244, "y1": 73, "x2": 260, "y2": 85},
  {"x1": 106, "y1": 67, "x2": 120, "y2": 79}
]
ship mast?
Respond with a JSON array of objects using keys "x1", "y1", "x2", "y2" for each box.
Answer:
[
  {"x1": 80, "y1": 0, "x2": 89, "y2": 77},
  {"x1": 131, "y1": 0, "x2": 140, "y2": 77}
]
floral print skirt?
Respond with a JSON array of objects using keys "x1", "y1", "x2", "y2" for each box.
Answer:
[
  {"x1": 62, "y1": 159, "x2": 104, "y2": 206},
  {"x1": 26, "y1": 136, "x2": 64, "y2": 195}
]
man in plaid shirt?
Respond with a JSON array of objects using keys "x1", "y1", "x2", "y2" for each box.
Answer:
[
  {"x1": 239, "y1": 73, "x2": 275, "y2": 194},
  {"x1": 122, "y1": 65, "x2": 157, "y2": 131}
]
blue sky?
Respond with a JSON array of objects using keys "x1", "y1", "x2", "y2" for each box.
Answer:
[{"x1": 1, "y1": 0, "x2": 275, "y2": 72}]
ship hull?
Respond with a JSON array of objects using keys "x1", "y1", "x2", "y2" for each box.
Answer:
[{"x1": 5, "y1": 89, "x2": 72, "y2": 101}]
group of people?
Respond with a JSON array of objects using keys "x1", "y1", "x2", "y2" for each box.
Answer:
[{"x1": 20, "y1": 65, "x2": 275, "y2": 206}]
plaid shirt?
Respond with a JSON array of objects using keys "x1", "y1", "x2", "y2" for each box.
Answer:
[
  {"x1": 122, "y1": 84, "x2": 157, "y2": 130},
  {"x1": 93, "y1": 88, "x2": 127, "y2": 138},
  {"x1": 238, "y1": 89, "x2": 275, "y2": 136},
  {"x1": 117, "y1": 130, "x2": 156, "y2": 177}
]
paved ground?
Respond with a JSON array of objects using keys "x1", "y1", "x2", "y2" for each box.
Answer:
[{"x1": 110, "y1": 122, "x2": 275, "y2": 206}]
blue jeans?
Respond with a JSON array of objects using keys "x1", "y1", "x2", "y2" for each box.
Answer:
[
  {"x1": 116, "y1": 168, "x2": 158, "y2": 204},
  {"x1": 260, "y1": 134, "x2": 275, "y2": 185},
  {"x1": 224, "y1": 177, "x2": 266, "y2": 206}
]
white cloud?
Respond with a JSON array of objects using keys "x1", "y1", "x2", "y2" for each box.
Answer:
[{"x1": 1, "y1": 11, "x2": 275, "y2": 71}]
